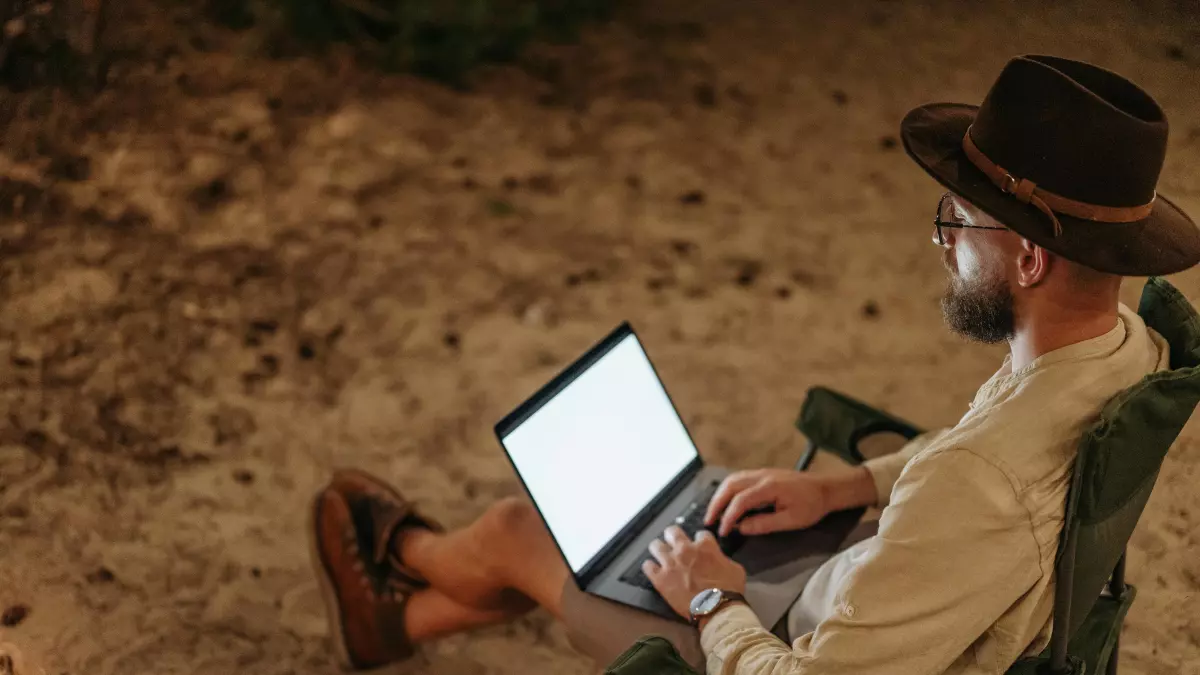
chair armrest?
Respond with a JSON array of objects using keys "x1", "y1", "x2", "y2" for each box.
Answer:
[
  {"x1": 795, "y1": 387, "x2": 924, "y2": 470},
  {"x1": 604, "y1": 635, "x2": 700, "y2": 675}
]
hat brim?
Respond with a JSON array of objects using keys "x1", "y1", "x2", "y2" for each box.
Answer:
[{"x1": 900, "y1": 103, "x2": 1200, "y2": 276}]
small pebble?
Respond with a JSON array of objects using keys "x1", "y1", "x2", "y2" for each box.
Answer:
[
  {"x1": 190, "y1": 177, "x2": 231, "y2": 211},
  {"x1": 22, "y1": 430, "x2": 47, "y2": 451},
  {"x1": 693, "y1": 83, "x2": 717, "y2": 108},
  {"x1": 298, "y1": 342, "x2": 316, "y2": 360},
  {"x1": 521, "y1": 301, "x2": 554, "y2": 327},
  {"x1": 1, "y1": 604, "x2": 29, "y2": 627},
  {"x1": 734, "y1": 261, "x2": 762, "y2": 287},
  {"x1": 679, "y1": 190, "x2": 706, "y2": 205},
  {"x1": 832, "y1": 90, "x2": 849, "y2": 106},
  {"x1": 880, "y1": 135, "x2": 898, "y2": 150},
  {"x1": 862, "y1": 300, "x2": 881, "y2": 319},
  {"x1": 49, "y1": 154, "x2": 91, "y2": 182},
  {"x1": 791, "y1": 269, "x2": 818, "y2": 287},
  {"x1": 1166, "y1": 45, "x2": 1185, "y2": 61},
  {"x1": 233, "y1": 469, "x2": 255, "y2": 485},
  {"x1": 250, "y1": 319, "x2": 279, "y2": 334},
  {"x1": 10, "y1": 352, "x2": 35, "y2": 368},
  {"x1": 670, "y1": 239, "x2": 695, "y2": 256},
  {"x1": 726, "y1": 84, "x2": 753, "y2": 105},
  {"x1": 443, "y1": 332, "x2": 461, "y2": 350},
  {"x1": 251, "y1": 567, "x2": 262, "y2": 578},
  {"x1": 86, "y1": 567, "x2": 116, "y2": 583},
  {"x1": 775, "y1": 286, "x2": 792, "y2": 299}
]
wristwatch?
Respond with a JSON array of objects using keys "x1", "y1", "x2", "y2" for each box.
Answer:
[{"x1": 688, "y1": 588, "x2": 748, "y2": 627}]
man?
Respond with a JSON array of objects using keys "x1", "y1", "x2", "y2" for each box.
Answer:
[{"x1": 308, "y1": 55, "x2": 1200, "y2": 674}]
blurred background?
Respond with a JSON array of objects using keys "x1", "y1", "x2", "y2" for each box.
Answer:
[{"x1": 0, "y1": 0, "x2": 1197, "y2": 673}]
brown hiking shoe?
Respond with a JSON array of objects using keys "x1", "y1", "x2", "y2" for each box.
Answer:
[{"x1": 308, "y1": 470, "x2": 442, "y2": 670}]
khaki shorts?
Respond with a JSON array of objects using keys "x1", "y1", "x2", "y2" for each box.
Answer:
[{"x1": 558, "y1": 519, "x2": 880, "y2": 670}]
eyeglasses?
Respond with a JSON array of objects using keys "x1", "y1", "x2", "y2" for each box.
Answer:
[{"x1": 934, "y1": 193, "x2": 1006, "y2": 245}]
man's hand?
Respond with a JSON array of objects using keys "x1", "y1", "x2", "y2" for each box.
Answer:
[
  {"x1": 704, "y1": 469, "x2": 833, "y2": 537},
  {"x1": 644, "y1": 526, "x2": 747, "y2": 619}
]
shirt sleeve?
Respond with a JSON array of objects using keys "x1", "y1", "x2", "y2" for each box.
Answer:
[
  {"x1": 699, "y1": 446, "x2": 1042, "y2": 675},
  {"x1": 862, "y1": 428, "x2": 949, "y2": 507}
]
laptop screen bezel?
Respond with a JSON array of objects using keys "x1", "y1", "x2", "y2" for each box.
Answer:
[{"x1": 494, "y1": 322, "x2": 704, "y2": 587}]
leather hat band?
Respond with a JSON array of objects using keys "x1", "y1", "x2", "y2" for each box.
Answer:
[{"x1": 962, "y1": 127, "x2": 1156, "y2": 237}]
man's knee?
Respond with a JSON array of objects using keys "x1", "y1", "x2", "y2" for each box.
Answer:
[
  {"x1": 482, "y1": 496, "x2": 542, "y2": 540},
  {"x1": 478, "y1": 496, "x2": 563, "y2": 590}
]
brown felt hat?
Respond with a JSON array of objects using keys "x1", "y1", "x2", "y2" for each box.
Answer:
[{"x1": 901, "y1": 55, "x2": 1200, "y2": 276}]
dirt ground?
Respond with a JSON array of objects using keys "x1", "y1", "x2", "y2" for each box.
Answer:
[{"x1": 0, "y1": 0, "x2": 1198, "y2": 673}]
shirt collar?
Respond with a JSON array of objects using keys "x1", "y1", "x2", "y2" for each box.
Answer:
[{"x1": 970, "y1": 307, "x2": 1130, "y2": 411}]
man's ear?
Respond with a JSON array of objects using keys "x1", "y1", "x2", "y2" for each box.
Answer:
[{"x1": 1016, "y1": 237, "x2": 1050, "y2": 288}]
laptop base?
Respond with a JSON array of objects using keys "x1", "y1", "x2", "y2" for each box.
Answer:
[{"x1": 583, "y1": 464, "x2": 864, "y2": 627}]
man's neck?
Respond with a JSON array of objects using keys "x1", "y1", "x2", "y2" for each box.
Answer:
[{"x1": 1008, "y1": 305, "x2": 1120, "y2": 371}]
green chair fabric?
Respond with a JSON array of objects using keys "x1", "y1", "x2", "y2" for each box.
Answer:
[
  {"x1": 794, "y1": 386, "x2": 924, "y2": 467},
  {"x1": 603, "y1": 636, "x2": 698, "y2": 675},
  {"x1": 603, "y1": 277, "x2": 1200, "y2": 675},
  {"x1": 1013, "y1": 276, "x2": 1200, "y2": 675},
  {"x1": 1064, "y1": 276, "x2": 1200, "y2": 637}
]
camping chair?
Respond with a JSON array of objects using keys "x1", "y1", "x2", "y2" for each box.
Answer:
[{"x1": 604, "y1": 277, "x2": 1200, "y2": 675}]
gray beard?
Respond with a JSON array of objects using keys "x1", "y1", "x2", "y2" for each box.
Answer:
[{"x1": 941, "y1": 273, "x2": 1015, "y2": 344}]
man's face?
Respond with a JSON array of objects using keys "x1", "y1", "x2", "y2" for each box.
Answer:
[{"x1": 936, "y1": 195, "x2": 1015, "y2": 344}]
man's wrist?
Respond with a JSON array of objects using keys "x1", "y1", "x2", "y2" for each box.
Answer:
[
  {"x1": 820, "y1": 466, "x2": 879, "y2": 512},
  {"x1": 695, "y1": 599, "x2": 748, "y2": 633}
]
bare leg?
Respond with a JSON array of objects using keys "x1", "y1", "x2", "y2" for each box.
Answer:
[
  {"x1": 392, "y1": 496, "x2": 711, "y2": 668},
  {"x1": 404, "y1": 589, "x2": 531, "y2": 642},
  {"x1": 397, "y1": 497, "x2": 570, "y2": 639}
]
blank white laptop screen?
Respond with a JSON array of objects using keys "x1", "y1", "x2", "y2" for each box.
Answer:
[{"x1": 500, "y1": 334, "x2": 699, "y2": 573}]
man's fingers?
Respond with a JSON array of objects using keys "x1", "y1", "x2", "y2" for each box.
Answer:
[
  {"x1": 642, "y1": 559, "x2": 661, "y2": 578},
  {"x1": 694, "y1": 529, "x2": 719, "y2": 548},
  {"x1": 720, "y1": 482, "x2": 772, "y2": 537},
  {"x1": 737, "y1": 510, "x2": 793, "y2": 536},
  {"x1": 705, "y1": 472, "x2": 760, "y2": 525},
  {"x1": 663, "y1": 525, "x2": 688, "y2": 548},
  {"x1": 648, "y1": 538, "x2": 671, "y2": 565}
]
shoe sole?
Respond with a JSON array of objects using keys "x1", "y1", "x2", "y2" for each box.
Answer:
[{"x1": 308, "y1": 491, "x2": 356, "y2": 670}]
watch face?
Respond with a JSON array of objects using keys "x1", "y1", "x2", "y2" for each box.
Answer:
[{"x1": 691, "y1": 588, "x2": 723, "y2": 616}]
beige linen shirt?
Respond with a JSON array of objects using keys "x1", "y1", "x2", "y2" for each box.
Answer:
[{"x1": 701, "y1": 304, "x2": 1169, "y2": 675}]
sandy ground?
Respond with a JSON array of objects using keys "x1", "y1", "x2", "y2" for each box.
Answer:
[{"x1": 0, "y1": 0, "x2": 1198, "y2": 673}]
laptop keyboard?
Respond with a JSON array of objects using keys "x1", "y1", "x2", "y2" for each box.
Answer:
[{"x1": 618, "y1": 480, "x2": 726, "y2": 590}]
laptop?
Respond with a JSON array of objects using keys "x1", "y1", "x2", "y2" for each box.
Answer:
[{"x1": 495, "y1": 322, "x2": 863, "y2": 625}]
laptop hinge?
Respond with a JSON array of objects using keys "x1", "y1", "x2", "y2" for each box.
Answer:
[{"x1": 575, "y1": 456, "x2": 705, "y2": 588}]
